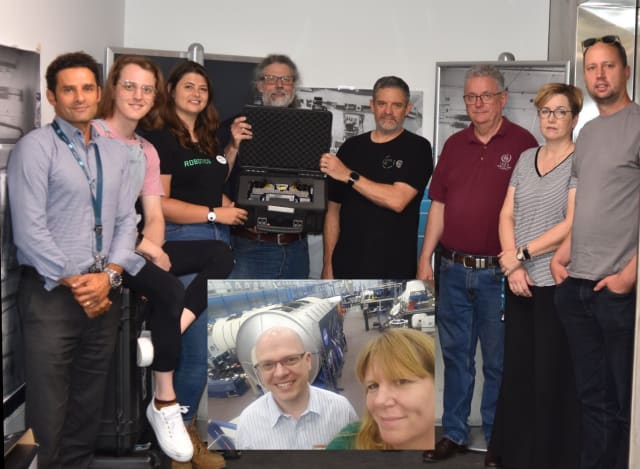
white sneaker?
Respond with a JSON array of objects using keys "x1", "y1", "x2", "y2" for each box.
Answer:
[{"x1": 146, "y1": 401, "x2": 194, "y2": 462}]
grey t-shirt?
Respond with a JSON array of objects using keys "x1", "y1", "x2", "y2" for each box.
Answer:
[
  {"x1": 569, "y1": 102, "x2": 640, "y2": 280},
  {"x1": 511, "y1": 146, "x2": 575, "y2": 286}
]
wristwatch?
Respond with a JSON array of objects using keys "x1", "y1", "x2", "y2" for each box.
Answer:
[
  {"x1": 516, "y1": 245, "x2": 531, "y2": 262},
  {"x1": 347, "y1": 171, "x2": 360, "y2": 187},
  {"x1": 207, "y1": 208, "x2": 217, "y2": 224},
  {"x1": 104, "y1": 267, "x2": 123, "y2": 289}
]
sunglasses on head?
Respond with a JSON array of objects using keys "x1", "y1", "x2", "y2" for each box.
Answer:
[{"x1": 581, "y1": 35, "x2": 621, "y2": 53}]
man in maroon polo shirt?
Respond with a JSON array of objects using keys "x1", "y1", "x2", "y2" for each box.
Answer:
[{"x1": 418, "y1": 64, "x2": 537, "y2": 466}]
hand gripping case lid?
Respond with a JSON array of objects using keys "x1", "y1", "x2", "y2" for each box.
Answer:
[{"x1": 239, "y1": 105, "x2": 333, "y2": 173}]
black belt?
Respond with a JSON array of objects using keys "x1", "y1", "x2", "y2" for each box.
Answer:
[
  {"x1": 21, "y1": 265, "x2": 41, "y2": 277},
  {"x1": 440, "y1": 247, "x2": 499, "y2": 269},
  {"x1": 233, "y1": 228, "x2": 306, "y2": 246},
  {"x1": 20, "y1": 265, "x2": 48, "y2": 285}
]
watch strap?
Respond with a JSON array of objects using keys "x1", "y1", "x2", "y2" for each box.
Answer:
[{"x1": 347, "y1": 171, "x2": 360, "y2": 187}]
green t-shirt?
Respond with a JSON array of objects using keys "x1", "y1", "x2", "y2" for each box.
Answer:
[{"x1": 326, "y1": 421, "x2": 361, "y2": 450}]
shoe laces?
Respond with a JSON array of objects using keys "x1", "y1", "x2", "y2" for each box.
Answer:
[{"x1": 159, "y1": 404, "x2": 190, "y2": 436}]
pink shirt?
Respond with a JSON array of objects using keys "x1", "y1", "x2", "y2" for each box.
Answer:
[
  {"x1": 138, "y1": 139, "x2": 164, "y2": 197},
  {"x1": 92, "y1": 119, "x2": 164, "y2": 198}
]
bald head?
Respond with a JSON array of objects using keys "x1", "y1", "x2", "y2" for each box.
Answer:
[{"x1": 255, "y1": 326, "x2": 305, "y2": 363}]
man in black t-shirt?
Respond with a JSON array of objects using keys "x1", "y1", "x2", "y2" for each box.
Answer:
[
  {"x1": 320, "y1": 76, "x2": 433, "y2": 279},
  {"x1": 223, "y1": 54, "x2": 312, "y2": 279}
]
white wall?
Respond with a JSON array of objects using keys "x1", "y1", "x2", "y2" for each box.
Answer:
[
  {"x1": 1, "y1": 0, "x2": 126, "y2": 123},
  {"x1": 2, "y1": 0, "x2": 551, "y2": 138},
  {"x1": 123, "y1": 0, "x2": 550, "y2": 142}
]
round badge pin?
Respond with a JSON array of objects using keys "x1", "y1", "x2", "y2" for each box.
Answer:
[{"x1": 216, "y1": 154, "x2": 227, "y2": 165}]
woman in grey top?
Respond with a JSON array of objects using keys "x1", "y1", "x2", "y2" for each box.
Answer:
[{"x1": 489, "y1": 83, "x2": 583, "y2": 469}]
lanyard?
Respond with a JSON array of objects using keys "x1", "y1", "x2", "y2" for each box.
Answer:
[{"x1": 51, "y1": 120, "x2": 104, "y2": 253}]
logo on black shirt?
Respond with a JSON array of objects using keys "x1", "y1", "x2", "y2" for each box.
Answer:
[
  {"x1": 382, "y1": 155, "x2": 403, "y2": 170},
  {"x1": 184, "y1": 158, "x2": 213, "y2": 167}
]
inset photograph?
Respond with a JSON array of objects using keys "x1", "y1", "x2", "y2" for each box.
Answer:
[{"x1": 206, "y1": 279, "x2": 435, "y2": 451}]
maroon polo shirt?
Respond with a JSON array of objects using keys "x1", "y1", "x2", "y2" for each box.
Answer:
[{"x1": 429, "y1": 117, "x2": 538, "y2": 256}]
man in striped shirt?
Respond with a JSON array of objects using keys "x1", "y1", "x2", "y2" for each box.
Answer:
[{"x1": 235, "y1": 326, "x2": 357, "y2": 449}]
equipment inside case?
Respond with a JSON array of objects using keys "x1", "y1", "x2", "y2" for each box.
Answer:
[{"x1": 236, "y1": 104, "x2": 332, "y2": 233}]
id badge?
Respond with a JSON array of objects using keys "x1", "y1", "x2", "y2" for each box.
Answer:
[{"x1": 89, "y1": 254, "x2": 106, "y2": 273}]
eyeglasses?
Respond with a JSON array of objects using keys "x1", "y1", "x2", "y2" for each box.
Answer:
[
  {"x1": 538, "y1": 108, "x2": 572, "y2": 120},
  {"x1": 119, "y1": 80, "x2": 156, "y2": 96},
  {"x1": 261, "y1": 75, "x2": 294, "y2": 85},
  {"x1": 462, "y1": 92, "x2": 503, "y2": 105},
  {"x1": 254, "y1": 352, "x2": 306, "y2": 372},
  {"x1": 581, "y1": 35, "x2": 621, "y2": 53}
]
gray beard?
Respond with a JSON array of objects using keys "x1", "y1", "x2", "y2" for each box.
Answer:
[{"x1": 263, "y1": 91, "x2": 294, "y2": 107}]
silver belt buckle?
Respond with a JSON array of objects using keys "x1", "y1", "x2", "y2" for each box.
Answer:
[
  {"x1": 276, "y1": 233, "x2": 286, "y2": 245},
  {"x1": 461, "y1": 255, "x2": 474, "y2": 269},
  {"x1": 462, "y1": 255, "x2": 485, "y2": 269}
]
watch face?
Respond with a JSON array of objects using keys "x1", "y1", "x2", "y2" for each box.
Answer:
[
  {"x1": 105, "y1": 269, "x2": 122, "y2": 288},
  {"x1": 207, "y1": 211, "x2": 216, "y2": 223},
  {"x1": 111, "y1": 273, "x2": 123, "y2": 288}
]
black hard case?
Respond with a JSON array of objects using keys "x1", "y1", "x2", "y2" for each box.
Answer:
[
  {"x1": 235, "y1": 105, "x2": 332, "y2": 233},
  {"x1": 95, "y1": 289, "x2": 152, "y2": 456}
]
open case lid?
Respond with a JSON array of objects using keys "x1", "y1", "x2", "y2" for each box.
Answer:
[{"x1": 238, "y1": 105, "x2": 333, "y2": 174}]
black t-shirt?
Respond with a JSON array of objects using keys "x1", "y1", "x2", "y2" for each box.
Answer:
[
  {"x1": 329, "y1": 130, "x2": 433, "y2": 278},
  {"x1": 144, "y1": 128, "x2": 228, "y2": 208}
]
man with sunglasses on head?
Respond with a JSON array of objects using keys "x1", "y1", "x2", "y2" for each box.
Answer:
[
  {"x1": 235, "y1": 326, "x2": 357, "y2": 449},
  {"x1": 7, "y1": 52, "x2": 142, "y2": 468},
  {"x1": 223, "y1": 54, "x2": 313, "y2": 279},
  {"x1": 320, "y1": 76, "x2": 433, "y2": 279},
  {"x1": 418, "y1": 64, "x2": 537, "y2": 466},
  {"x1": 551, "y1": 35, "x2": 639, "y2": 469}
]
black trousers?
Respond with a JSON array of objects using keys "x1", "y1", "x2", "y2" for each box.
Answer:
[
  {"x1": 19, "y1": 268, "x2": 121, "y2": 469},
  {"x1": 490, "y1": 284, "x2": 580, "y2": 469},
  {"x1": 123, "y1": 239, "x2": 234, "y2": 371}
]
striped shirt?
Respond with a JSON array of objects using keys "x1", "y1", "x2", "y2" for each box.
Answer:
[
  {"x1": 511, "y1": 146, "x2": 575, "y2": 286},
  {"x1": 235, "y1": 385, "x2": 358, "y2": 449},
  {"x1": 7, "y1": 117, "x2": 143, "y2": 289}
]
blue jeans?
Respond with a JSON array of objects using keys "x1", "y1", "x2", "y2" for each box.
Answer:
[
  {"x1": 165, "y1": 222, "x2": 224, "y2": 421},
  {"x1": 166, "y1": 221, "x2": 230, "y2": 245},
  {"x1": 228, "y1": 235, "x2": 309, "y2": 279},
  {"x1": 555, "y1": 277, "x2": 635, "y2": 469},
  {"x1": 437, "y1": 257, "x2": 505, "y2": 445}
]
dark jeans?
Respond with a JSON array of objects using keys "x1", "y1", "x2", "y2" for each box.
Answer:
[
  {"x1": 164, "y1": 224, "x2": 234, "y2": 422},
  {"x1": 19, "y1": 268, "x2": 121, "y2": 469},
  {"x1": 555, "y1": 277, "x2": 636, "y2": 469}
]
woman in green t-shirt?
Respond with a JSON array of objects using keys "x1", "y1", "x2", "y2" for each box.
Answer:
[{"x1": 327, "y1": 328, "x2": 435, "y2": 450}]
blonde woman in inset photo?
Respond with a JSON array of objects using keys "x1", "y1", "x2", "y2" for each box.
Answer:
[{"x1": 327, "y1": 328, "x2": 435, "y2": 450}]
